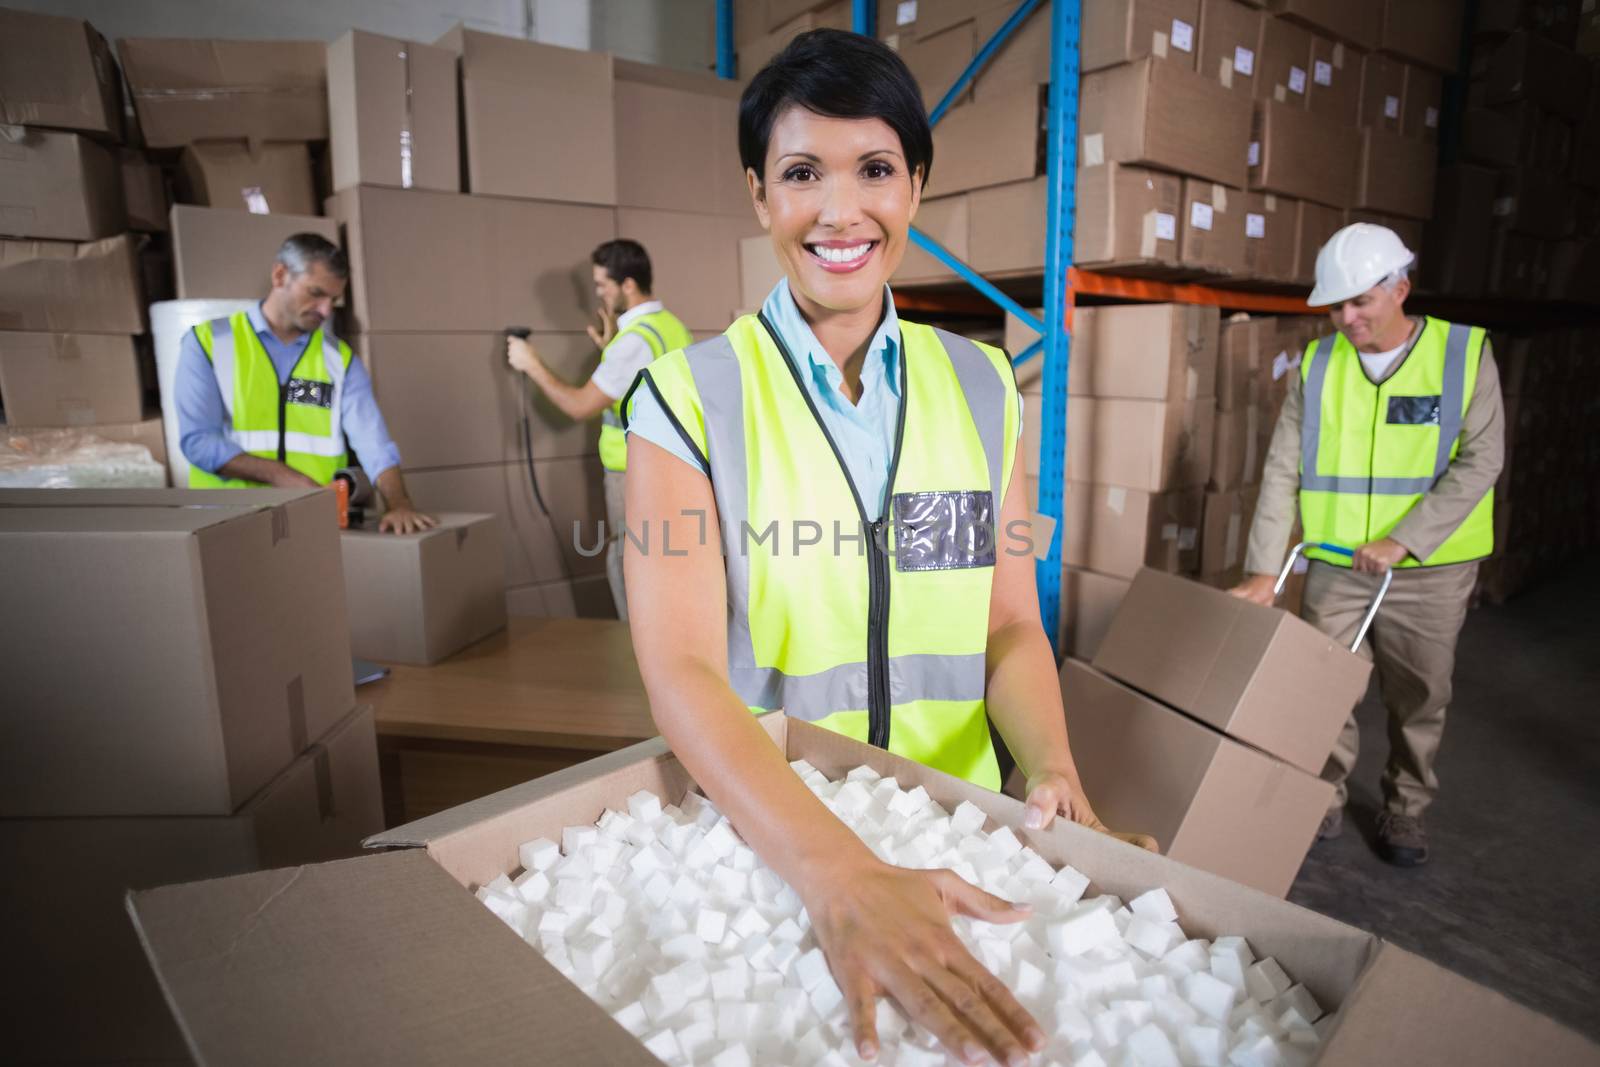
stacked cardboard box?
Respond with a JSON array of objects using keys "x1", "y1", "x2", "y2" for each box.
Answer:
[
  {"x1": 1012, "y1": 303, "x2": 1220, "y2": 656},
  {"x1": 1477, "y1": 326, "x2": 1600, "y2": 602},
  {"x1": 1076, "y1": 565, "x2": 1375, "y2": 894},
  {"x1": 0, "y1": 487, "x2": 383, "y2": 1060},
  {"x1": 1427, "y1": 22, "x2": 1600, "y2": 301},
  {"x1": 0, "y1": 11, "x2": 165, "y2": 474}
]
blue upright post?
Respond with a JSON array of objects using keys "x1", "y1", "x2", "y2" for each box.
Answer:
[
  {"x1": 1036, "y1": 0, "x2": 1080, "y2": 656},
  {"x1": 852, "y1": 0, "x2": 875, "y2": 36},
  {"x1": 716, "y1": 0, "x2": 736, "y2": 79}
]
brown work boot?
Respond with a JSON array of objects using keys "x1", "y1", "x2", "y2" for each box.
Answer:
[
  {"x1": 1377, "y1": 811, "x2": 1429, "y2": 867},
  {"x1": 1316, "y1": 807, "x2": 1343, "y2": 841}
]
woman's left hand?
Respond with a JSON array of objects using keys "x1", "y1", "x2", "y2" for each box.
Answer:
[{"x1": 1022, "y1": 770, "x2": 1160, "y2": 852}]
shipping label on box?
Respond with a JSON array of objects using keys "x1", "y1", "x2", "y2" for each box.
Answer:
[{"x1": 177, "y1": 141, "x2": 317, "y2": 216}]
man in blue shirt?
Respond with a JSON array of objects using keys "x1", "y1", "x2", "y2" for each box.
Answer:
[{"x1": 174, "y1": 234, "x2": 434, "y2": 534}]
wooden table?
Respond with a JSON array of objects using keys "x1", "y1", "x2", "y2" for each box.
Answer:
[{"x1": 363, "y1": 617, "x2": 656, "y2": 826}]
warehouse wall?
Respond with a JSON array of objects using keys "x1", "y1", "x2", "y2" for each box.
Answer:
[{"x1": 3, "y1": 0, "x2": 713, "y2": 70}]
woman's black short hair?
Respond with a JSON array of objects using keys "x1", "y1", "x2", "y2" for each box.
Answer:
[
  {"x1": 592, "y1": 238, "x2": 653, "y2": 294},
  {"x1": 739, "y1": 28, "x2": 933, "y2": 190}
]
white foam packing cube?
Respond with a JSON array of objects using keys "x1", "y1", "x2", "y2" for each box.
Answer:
[
  {"x1": 1050, "y1": 864, "x2": 1092, "y2": 906},
  {"x1": 986, "y1": 824, "x2": 1024, "y2": 860},
  {"x1": 560, "y1": 825, "x2": 598, "y2": 855},
  {"x1": 1125, "y1": 915, "x2": 1185, "y2": 959},
  {"x1": 661, "y1": 931, "x2": 707, "y2": 962},
  {"x1": 1050, "y1": 904, "x2": 1120, "y2": 957},
  {"x1": 710, "y1": 1044, "x2": 752, "y2": 1067},
  {"x1": 625, "y1": 788, "x2": 662, "y2": 823},
  {"x1": 716, "y1": 1002, "x2": 755, "y2": 1041},
  {"x1": 845, "y1": 763, "x2": 880, "y2": 782},
  {"x1": 1269, "y1": 984, "x2": 1321, "y2": 1025},
  {"x1": 613, "y1": 999, "x2": 649, "y2": 1035},
  {"x1": 1163, "y1": 938, "x2": 1211, "y2": 974},
  {"x1": 640, "y1": 1028, "x2": 681, "y2": 1060},
  {"x1": 1246, "y1": 958, "x2": 1293, "y2": 1003},
  {"x1": 1227, "y1": 1033, "x2": 1284, "y2": 1067},
  {"x1": 1182, "y1": 971, "x2": 1238, "y2": 1021},
  {"x1": 518, "y1": 838, "x2": 561, "y2": 872},
  {"x1": 1070, "y1": 1049, "x2": 1108, "y2": 1067},
  {"x1": 808, "y1": 973, "x2": 843, "y2": 1017},
  {"x1": 1130, "y1": 887, "x2": 1179, "y2": 923},
  {"x1": 1127, "y1": 1022, "x2": 1183, "y2": 1067},
  {"x1": 1181, "y1": 1024, "x2": 1229, "y2": 1066},
  {"x1": 1212, "y1": 950, "x2": 1248, "y2": 992},
  {"x1": 896, "y1": 1046, "x2": 945, "y2": 1067},
  {"x1": 1212, "y1": 935, "x2": 1253, "y2": 968},
  {"x1": 794, "y1": 947, "x2": 830, "y2": 991}
]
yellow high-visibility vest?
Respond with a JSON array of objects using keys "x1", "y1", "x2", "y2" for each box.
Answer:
[{"x1": 598, "y1": 307, "x2": 693, "y2": 473}]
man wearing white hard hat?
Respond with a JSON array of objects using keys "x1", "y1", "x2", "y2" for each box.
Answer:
[{"x1": 1231, "y1": 223, "x2": 1504, "y2": 867}]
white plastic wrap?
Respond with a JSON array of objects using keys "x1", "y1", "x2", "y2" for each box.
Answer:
[
  {"x1": 150, "y1": 299, "x2": 254, "y2": 487},
  {"x1": 0, "y1": 429, "x2": 166, "y2": 488}
]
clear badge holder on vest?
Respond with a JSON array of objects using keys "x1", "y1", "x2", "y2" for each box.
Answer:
[{"x1": 1276, "y1": 541, "x2": 1392, "y2": 653}]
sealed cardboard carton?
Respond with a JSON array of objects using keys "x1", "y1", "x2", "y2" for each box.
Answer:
[
  {"x1": 968, "y1": 177, "x2": 1048, "y2": 274},
  {"x1": 1292, "y1": 199, "x2": 1346, "y2": 284},
  {"x1": 739, "y1": 2, "x2": 853, "y2": 78},
  {"x1": 1094, "y1": 567, "x2": 1373, "y2": 773},
  {"x1": 171, "y1": 204, "x2": 337, "y2": 300},
  {"x1": 1081, "y1": 58, "x2": 1253, "y2": 187},
  {"x1": 120, "y1": 149, "x2": 170, "y2": 232},
  {"x1": 1063, "y1": 567, "x2": 1133, "y2": 658},
  {"x1": 438, "y1": 26, "x2": 616, "y2": 206},
  {"x1": 1179, "y1": 178, "x2": 1249, "y2": 275},
  {"x1": 0, "y1": 488, "x2": 355, "y2": 815},
  {"x1": 900, "y1": 20, "x2": 977, "y2": 113},
  {"x1": 1217, "y1": 313, "x2": 1276, "y2": 411},
  {"x1": 1358, "y1": 52, "x2": 1406, "y2": 132},
  {"x1": 1023, "y1": 395, "x2": 1215, "y2": 492},
  {"x1": 1062, "y1": 482, "x2": 1204, "y2": 579},
  {"x1": 1254, "y1": 14, "x2": 1314, "y2": 103},
  {"x1": 341, "y1": 513, "x2": 507, "y2": 665},
  {"x1": 1, "y1": 704, "x2": 381, "y2": 1063},
  {"x1": 119, "y1": 38, "x2": 329, "y2": 148},
  {"x1": 0, "y1": 235, "x2": 144, "y2": 333},
  {"x1": 1209, "y1": 402, "x2": 1264, "y2": 490},
  {"x1": 615, "y1": 208, "x2": 765, "y2": 332},
  {"x1": 1073, "y1": 163, "x2": 1184, "y2": 271},
  {"x1": 1081, "y1": 0, "x2": 1202, "y2": 73},
  {"x1": 1068, "y1": 302, "x2": 1221, "y2": 402},
  {"x1": 328, "y1": 186, "x2": 615, "y2": 334},
  {"x1": 1062, "y1": 658, "x2": 1333, "y2": 897},
  {"x1": 126, "y1": 715, "x2": 1600, "y2": 1064},
  {"x1": 360, "y1": 332, "x2": 599, "y2": 468},
  {"x1": 893, "y1": 193, "x2": 970, "y2": 283},
  {"x1": 971, "y1": 4, "x2": 1052, "y2": 99},
  {"x1": 1378, "y1": 0, "x2": 1464, "y2": 73},
  {"x1": 1305, "y1": 31, "x2": 1362, "y2": 123},
  {"x1": 614, "y1": 60, "x2": 746, "y2": 216},
  {"x1": 926, "y1": 83, "x2": 1043, "y2": 196},
  {"x1": 1201, "y1": 484, "x2": 1261, "y2": 573},
  {"x1": 1402, "y1": 63, "x2": 1443, "y2": 140},
  {"x1": 1250, "y1": 99, "x2": 1360, "y2": 208},
  {"x1": 327, "y1": 30, "x2": 459, "y2": 194},
  {"x1": 0, "y1": 128, "x2": 124, "y2": 241},
  {"x1": 0, "y1": 9, "x2": 121, "y2": 136},
  {"x1": 1268, "y1": 0, "x2": 1382, "y2": 49},
  {"x1": 0, "y1": 332, "x2": 143, "y2": 426},
  {"x1": 1196, "y1": 0, "x2": 1266, "y2": 92},
  {"x1": 1355, "y1": 128, "x2": 1438, "y2": 218},
  {"x1": 177, "y1": 141, "x2": 317, "y2": 216},
  {"x1": 1241, "y1": 190, "x2": 1297, "y2": 280},
  {"x1": 1483, "y1": 30, "x2": 1592, "y2": 120}
]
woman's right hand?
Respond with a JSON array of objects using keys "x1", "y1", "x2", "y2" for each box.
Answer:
[{"x1": 802, "y1": 859, "x2": 1047, "y2": 1066}]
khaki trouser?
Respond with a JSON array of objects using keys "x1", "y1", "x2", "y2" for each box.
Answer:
[
  {"x1": 603, "y1": 469, "x2": 628, "y2": 622},
  {"x1": 1301, "y1": 559, "x2": 1479, "y2": 818}
]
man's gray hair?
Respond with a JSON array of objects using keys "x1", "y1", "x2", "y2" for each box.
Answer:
[
  {"x1": 276, "y1": 233, "x2": 349, "y2": 280},
  {"x1": 1381, "y1": 261, "x2": 1413, "y2": 291}
]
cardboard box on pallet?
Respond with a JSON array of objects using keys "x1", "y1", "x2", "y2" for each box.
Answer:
[
  {"x1": 1179, "y1": 178, "x2": 1249, "y2": 275},
  {"x1": 171, "y1": 204, "x2": 338, "y2": 300},
  {"x1": 358, "y1": 332, "x2": 599, "y2": 469},
  {"x1": 925, "y1": 83, "x2": 1042, "y2": 197},
  {"x1": 327, "y1": 30, "x2": 460, "y2": 194},
  {"x1": 1217, "y1": 313, "x2": 1276, "y2": 411},
  {"x1": 126, "y1": 714, "x2": 1600, "y2": 1064},
  {"x1": 1270, "y1": 0, "x2": 1382, "y2": 48},
  {"x1": 1062, "y1": 658, "x2": 1333, "y2": 897},
  {"x1": 1094, "y1": 567, "x2": 1372, "y2": 773},
  {"x1": 1201, "y1": 484, "x2": 1261, "y2": 575},
  {"x1": 437, "y1": 26, "x2": 616, "y2": 206},
  {"x1": 614, "y1": 60, "x2": 747, "y2": 217},
  {"x1": 0, "y1": 332, "x2": 143, "y2": 426},
  {"x1": 1, "y1": 704, "x2": 382, "y2": 1064},
  {"x1": 1196, "y1": 0, "x2": 1266, "y2": 92},
  {"x1": 616, "y1": 208, "x2": 765, "y2": 333},
  {"x1": 1292, "y1": 199, "x2": 1345, "y2": 284},
  {"x1": 0, "y1": 235, "x2": 144, "y2": 334},
  {"x1": 1081, "y1": 0, "x2": 1202, "y2": 73},
  {"x1": 119, "y1": 38, "x2": 329, "y2": 148},
  {"x1": 1241, "y1": 190, "x2": 1297, "y2": 280},
  {"x1": 1210, "y1": 401, "x2": 1264, "y2": 490},
  {"x1": 1402, "y1": 63, "x2": 1444, "y2": 140},
  {"x1": 1358, "y1": 52, "x2": 1406, "y2": 132},
  {"x1": 327, "y1": 185, "x2": 615, "y2": 334},
  {"x1": 1354, "y1": 127, "x2": 1438, "y2": 219},
  {"x1": 1024, "y1": 394, "x2": 1215, "y2": 492},
  {"x1": 1483, "y1": 30, "x2": 1593, "y2": 120},
  {"x1": 1060, "y1": 482, "x2": 1205, "y2": 579},
  {"x1": 0, "y1": 128, "x2": 124, "y2": 242},
  {"x1": 341, "y1": 513, "x2": 507, "y2": 665},
  {"x1": 1378, "y1": 0, "x2": 1464, "y2": 73},
  {"x1": 0, "y1": 9, "x2": 121, "y2": 137},
  {"x1": 1254, "y1": 13, "x2": 1314, "y2": 104},
  {"x1": 1250, "y1": 99, "x2": 1360, "y2": 208},
  {"x1": 1072, "y1": 302, "x2": 1221, "y2": 401},
  {"x1": 0, "y1": 488, "x2": 354, "y2": 816},
  {"x1": 401, "y1": 457, "x2": 607, "y2": 589},
  {"x1": 1082, "y1": 58, "x2": 1253, "y2": 187},
  {"x1": 1305, "y1": 31, "x2": 1362, "y2": 124},
  {"x1": 1074, "y1": 163, "x2": 1184, "y2": 271},
  {"x1": 176, "y1": 141, "x2": 317, "y2": 216},
  {"x1": 967, "y1": 178, "x2": 1049, "y2": 274},
  {"x1": 120, "y1": 149, "x2": 170, "y2": 232}
]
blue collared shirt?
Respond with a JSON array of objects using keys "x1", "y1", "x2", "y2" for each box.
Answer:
[
  {"x1": 627, "y1": 279, "x2": 904, "y2": 520},
  {"x1": 175, "y1": 302, "x2": 402, "y2": 479}
]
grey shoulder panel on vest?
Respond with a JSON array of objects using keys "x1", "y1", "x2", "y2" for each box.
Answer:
[{"x1": 931, "y1": 327, "x2": 1008, "y2": 503}]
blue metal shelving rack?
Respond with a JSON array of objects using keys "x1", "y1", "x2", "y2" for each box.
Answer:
[{"x1": 715, "y1": 0, "x2": 1080, "y2": 655}]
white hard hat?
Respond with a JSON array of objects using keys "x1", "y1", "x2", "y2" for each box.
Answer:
[{"x1": 1307, "y1": 223, "x2": 1415, "y2": 307}]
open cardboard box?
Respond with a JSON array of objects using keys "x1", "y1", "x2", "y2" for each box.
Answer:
[{"x1": 127, "y1": 716, "x2": 1597, "y2": 1064}]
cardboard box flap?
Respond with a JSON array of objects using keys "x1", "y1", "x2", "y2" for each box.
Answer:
[
  {"x1": 1318, "y1": 942, "x2": 1600, "y2": 1064},
  {"x1": 126, "y1": 850, "x2": 659, "y2": 1066},
  {"x1": 0, "y1": 506, "x2": 259, "y2": 536},
  {"x1": 119, "y1": 37, "x2": 327, "y2": 95},
  {"x1": 613, "y1": 57, "x2": 742, "y2": 98}
]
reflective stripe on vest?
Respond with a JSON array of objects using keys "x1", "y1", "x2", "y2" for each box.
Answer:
[
  {"x1": 1298, "y1": 317, "x2": 1493, "y2": 568},
  {"x1": 598, "y1": 308, "x2": 693, "y2": 473},
  {"x1": 639, "y1": 313, "x2": 1017, "y2": 788},
  {"x1": 191, "y1": 312, "x2": 351, "y2": 487}
]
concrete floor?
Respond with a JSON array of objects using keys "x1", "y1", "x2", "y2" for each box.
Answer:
[{"x1": 1288, "y1": 560, "x2": 1600, "y2": 1043}]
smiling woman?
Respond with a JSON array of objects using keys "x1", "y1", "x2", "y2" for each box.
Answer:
[{"x1": 618, "y1": 29, "x2": 1154, "y2": 1065}]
